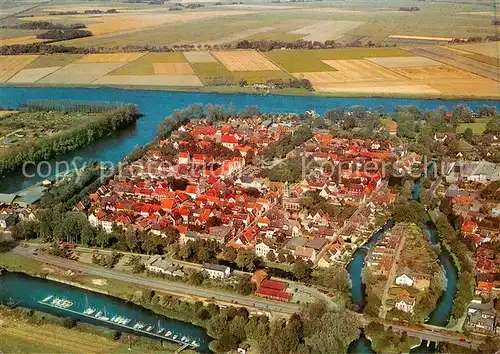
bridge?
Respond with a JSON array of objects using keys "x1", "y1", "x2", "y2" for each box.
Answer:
[{"x1": 358, "y1": 316, "x2": 483, "y2": 350}]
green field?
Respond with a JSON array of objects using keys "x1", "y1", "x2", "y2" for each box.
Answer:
[
  {"x1": 264, "y1": 47, "x2": 413, "y2": 72},
  {"x1": 25, "y1": 54, "x2": 83, "y2": 68},
  {"x1": 109, "y1": 52, "x2": 186, "y2": 75},
  {"x1": 456, "y1": 118, "x2": 491, "y2": 135}
]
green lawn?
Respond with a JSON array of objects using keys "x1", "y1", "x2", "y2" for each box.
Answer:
[
  {"x1": 456, "y1": 118, "x2": 491, "y2": 135},
  {"x1": 25, "y1": 54, "x2": 83, "y2": 69},
  {"x1": 0, "y1": 251, "x2": 46, "y2": 275},
  {"x1": 264, "y1": 47, "x2": 413, "y2": 72}
]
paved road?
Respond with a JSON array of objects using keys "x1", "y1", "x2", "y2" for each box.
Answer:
[{"x1": 12, "y1": 247, "x2": 300, "y2": 315}]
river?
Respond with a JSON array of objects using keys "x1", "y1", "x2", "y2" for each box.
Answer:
[
  {"x1": 0, "y1": 86, "x2": 499, "y2": 193},
  {"x1": 347, "y1": 178, "x2": 459, "y2": 352},
  {"x1": 0, "y1": 271, "x2": 211, "y2": 352}
]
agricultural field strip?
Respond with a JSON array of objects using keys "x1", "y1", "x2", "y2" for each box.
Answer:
[
  {"x1": 94, "y1": 74, "x2": 203, "y2": 87},
  {"x1": 38, "y1": 62, "x2": 127, "y2": 84},
  {"x1": 0, "y1": 55, "x2": 39, "y2": 82},
  {"x1": 365, "y1": 56, "x2": 442, "y2": 68},
  {"x1": 183, "y1": 51, "x2": 216, "y2": 63},
  {"x1": 77, "y1": 52, "x2": 147, "y2": 63},
  {"x1": 289, "y1": 20, "x2": 364, "y2": 42},
  {"x1": 405, "y1": 46, "x2": 500, "y2": 82},
  {"x1": 7, "y1": 67, "x2": 62, "y2": 83},
  {"x1": 212, "y1": 50, "x2": 280, "y2": 71},
  {"x1": 152, "y1": 62, "x2": 195, "y2": 75}
]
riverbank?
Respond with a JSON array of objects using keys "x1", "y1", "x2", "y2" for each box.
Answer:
[
  {"x1": 0, "y1": 307, "x2": 191, "y2": 354},
  {"x1": 2, "y1": 83, "x2": 500, "y2": 101}
]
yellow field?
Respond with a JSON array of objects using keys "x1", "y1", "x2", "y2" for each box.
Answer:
[
  {"x1": 77, "y1": 52, "x2": 147, "y2": 63},
  {"x1": 388, "y1": 34, "x2": 456, "y2": 41},
  {"x1": 153, "y1": 62, "x2": 194, "y2": 75},
  {"x1": 294, "y1": 59, "x2": 404, "y2": 84},
  {"x1": 316, "y1": 82, "x2": 441, "y2": 95},
  {"x1": 183, "y1": 51, "x2": 217, "y2": 63},
  {"x1": 392, "y1": 65, "x2": 479, "y2": 80},
  {"x1": 0, "y1": 36, "x2": 47, "y2": 46},
  {"x1": 0, "y1": 55, "x2": 39, "y2": 82},
  {"x1": 428, "y1": 78, "x2": 500, "y2": 97},
  {"x1": 212, "y1": 50, "x2": 280, "y2": 71},
  {"x1": 366, "y1": 56, "x2": 441, "y2": 68},
  {"x1": 94, "y1": 74, "x2": 203, "y2": 86}
]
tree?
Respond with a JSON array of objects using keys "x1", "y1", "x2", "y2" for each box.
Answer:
[
  {"x1": 221, "y1": 246, "x2": 237, "y2": 262},
  {"x1": 235, "y1": 276, "x2": 256, "y2": 295},
  {"x1": 313, "y1": 266, "x2": 351, "y2": 294},
  {"x1": 211, "y1": 332, "x2": 239, "y2": 353},
  {"x1": 291, "y1": 259, "x2": 312, "y2": 281},
  {"x1": 12, "y1": 220, "x2": 39, "y2": 240},
  {"x1": 235, "y1": 249, "x2": 261, "y2": 271},
  {"x1": 463, "y1": 127, "x2": 474, "y2": 142},
  {"x1": 266, "y1": 251, "x2": 276, "y2": 262},
  {"x1": 188, "y1": 270, "x2": 206, "y2": 286}
]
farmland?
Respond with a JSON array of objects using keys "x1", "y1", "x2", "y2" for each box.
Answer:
[
  {"x1": 0, "y1": 46, "x2": 497, "y2": 98},
  {"x1": 0, "y1": 0, "x2": 496, "y2": 49},
  {"x1": 456, "y1": 118, "x2": 492, "y2": 135}
]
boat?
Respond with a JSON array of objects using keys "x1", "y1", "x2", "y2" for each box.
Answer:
[
  {"x1": 122, "y1": 318, "x2": 131, "y2": 325},
  {"x1": 181, "y1": 336, "x2": 189, "y2": 343},
  {"x1": 191, "y1": 340, "x2": 198, "y2": 346},
  {"x1": 111, "y1": 316, "x2": 118, "y2": 322},
  {"x1": 172, "y1": 334, "x2": 178, "y2": 340},
  {"x1": 83, "y1": 307, "x2": 96, "y2": 315},
  {"x1": 146, "y1": 325, "x2": 154, "y2": 332},
  {"x1": 133, "y1": 322, "x2": 146, "y2": 330},
  {"x1": 42, "y1": 295, "x2": 53, "y2": 303},
  {"x1": 165, "y1": 330, "x2": 172, "y2": 337},
  {"x1": 95, "y1": 311, "x2": 103, "y2": 318},
  {"x1": 157, "y1": 328, "x2": 165, "y2": 335}
]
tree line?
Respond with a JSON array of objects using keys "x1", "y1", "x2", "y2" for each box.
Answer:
[{"x1": 0, "y1": 105, "x2": 139, "y2": 176}]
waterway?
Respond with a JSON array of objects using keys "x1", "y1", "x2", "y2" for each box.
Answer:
[
  {"x1": 346, "y1": 178, "x2": 459, "y2": 352},
  {"x1": 1, "y1": 86, "x2": 499, "y2": 193},
  {"x1": 0, "y1": 271, "x2": 211, "y2": 352}
]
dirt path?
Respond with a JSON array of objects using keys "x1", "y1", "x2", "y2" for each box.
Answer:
[{"x1": 379, "y1": 233, "x2": 406, "y2": 319}]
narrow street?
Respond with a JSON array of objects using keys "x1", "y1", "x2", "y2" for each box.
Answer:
[{"x1": 378, "y1": 233, "x2": 406, "y2": 319}]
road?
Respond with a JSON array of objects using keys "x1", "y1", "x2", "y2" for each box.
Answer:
[
  {"x1": 378, "y1": 233, "x2": 406, "y2": 319},
  {"x1": 12, "y1": 247, "x2": 300, "y2": 315},
  {"x1": 23, "y1": 242, "x2": 333, "y2": 306}
]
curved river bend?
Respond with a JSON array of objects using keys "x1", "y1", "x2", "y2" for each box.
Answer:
[
  {"x1": 347, "y1": 180, "x2": 458, "y2": 353},
  {"x1": 0, "y1": 86, "x2": 498, "y2": 193}
]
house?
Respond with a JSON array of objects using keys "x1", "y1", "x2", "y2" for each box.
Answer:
[
  {"x1": 250, "y1": 270, "x2": 268, "y2": 286},
  {"x1": 466, "y1": 299, "x2": 496, "y2": 334},
  {"x1": 395, "y1": 294, "x2": 416, "y2": 314},
  {"x1": 203, "y1": 263, "x2": 231, "y2": 279},
  {"x1": 395, "y1": 268, "x2": 414, "y2": 287},
  {"x1": 255, "y1": 279, "x2": 291, "y2": 302},
  {"x1": 145, "y1": 256, "x2": 185, "y2": 277},
  {"x1": 0, "y1": 213, "x2": 17, "y2": 229},
  {"x1": 255, "y1": 239, "x2": 277, "y2": 259}
]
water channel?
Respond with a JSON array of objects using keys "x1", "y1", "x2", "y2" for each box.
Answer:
[{"x1": 0, "y1": 271, "x2": 211, "y2": 352}]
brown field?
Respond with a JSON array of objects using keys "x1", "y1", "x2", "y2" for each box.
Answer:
[
  {"x1": 38, "y1": 63, "x2": 126, "y2": 84},
  {"x1": 94, "y1": 74, "x2": 203, "y2": 87},
  {"x1": 289, "y1": 20, "x2": 364, "y2": 42},
  {"x1": 152, "y1": 62, "x2": 194, "y2": 75},
  {"x1": 392, "y1": 65, "x2": 479, "y2": 80},
  {"x1": 299, "y1": 59, "x2": 405, "y2": 83},
  {"x1": 0, "y1": 36, "x2": 47, "y2": 45},
  {"x1": 183, "y1": 51, "x2": 217, "y2": 63},
  {"x1": 366, "y1": 56, "x2": 441, "y2": 68},
  {"x1": 77, "y1": 53, "x2": 147, "y2": 63},
  {"x1": 7, "y1": 67, "x2": 61, "y2": 83},
  {"x1": 212, "y1": 50, "x2": 280, "y2": 71},
  {"x1": 0, "y1": 55, "x2": 39, "y2": 82}
]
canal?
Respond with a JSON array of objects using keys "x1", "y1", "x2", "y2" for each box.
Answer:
[
  {"x1": 0, "y1": 271, "x2": 211, "y2": 352},
  {"x1": 0, "y1": 86, "x2": 498, "y2": 193},
  {"x1": 347, "y1": 178, "x2": 459, "y2": 352}
]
